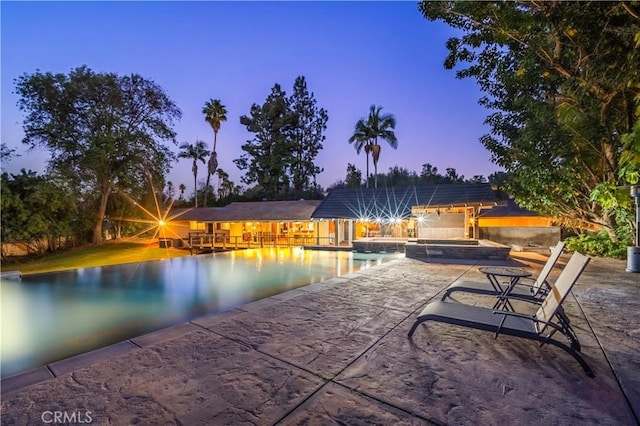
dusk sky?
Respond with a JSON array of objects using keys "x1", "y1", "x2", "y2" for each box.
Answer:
[{"x1": 1, "y1": 1, "x2": 500, "y2": 195}]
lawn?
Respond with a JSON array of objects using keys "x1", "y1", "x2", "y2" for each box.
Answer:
[{"x1": 1, "y1": 239, "x2": 191, "y2": 275}]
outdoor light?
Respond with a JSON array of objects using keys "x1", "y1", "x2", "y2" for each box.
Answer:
[
  {"x1": 417, "y1": 216, "x2": 424, "y2": 223},
  {"x1": 158, "y1": 220, "x2": 165, "y2": 227}
]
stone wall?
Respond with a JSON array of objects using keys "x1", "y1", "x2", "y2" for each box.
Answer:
[{"x1": 479, "y1": 226, "x2": 561, "y2": 249}]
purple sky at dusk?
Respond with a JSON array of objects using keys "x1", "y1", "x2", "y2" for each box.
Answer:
[{"x1": 1, "y1": 1, "x2": 500, "y2": 196}]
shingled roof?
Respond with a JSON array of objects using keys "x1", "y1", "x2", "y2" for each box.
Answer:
[
  {"x1": 311, "y1": 184, "x2": 501, "y2": 220},
  {"x1": 170, "y1": 200, "x2": 322, "y2": 222},
  {"x1": 220, "y1": 200, "x2": 322, "y2": 221}
]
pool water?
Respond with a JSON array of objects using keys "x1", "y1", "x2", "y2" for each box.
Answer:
[{"x1": 1, "y1": 248, "x2": 396, "y2": 378}]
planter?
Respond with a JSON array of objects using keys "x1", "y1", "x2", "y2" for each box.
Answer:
[{"x1": 626, "y1": 246, "x2": 640, "y2": 273}]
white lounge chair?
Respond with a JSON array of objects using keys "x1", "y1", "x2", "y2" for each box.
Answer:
[{"x1": 408, "y1": 251, "x2": 593, "y2": 377}]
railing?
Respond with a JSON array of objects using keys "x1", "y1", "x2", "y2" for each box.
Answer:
[{"x1": 187, "y1": 233, "x2": 339, "y2": 252}]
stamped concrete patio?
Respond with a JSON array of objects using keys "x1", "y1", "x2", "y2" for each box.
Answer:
[{"x1": 1, "y1": 252, "x2": 639, "y2": 425}]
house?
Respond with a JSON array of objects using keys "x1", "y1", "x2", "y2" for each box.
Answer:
[{"x1": 163, "y1": 184, "x2": 556, "y2": 251}]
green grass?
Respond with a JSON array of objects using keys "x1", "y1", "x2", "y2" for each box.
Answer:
[{"x1": 1, "y1": 239, "x2": 190, "y2": 275}]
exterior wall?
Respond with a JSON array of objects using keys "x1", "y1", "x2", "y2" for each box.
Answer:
[
  {"x1": 417, "y1": 213, "x2": 465, "y2": 240},
  {"x1": 479, "y1": 226, "x2": 561, "y2": 249},
  {"x1": 479, "y1": 217, "x2": 552, "y2": 227}
]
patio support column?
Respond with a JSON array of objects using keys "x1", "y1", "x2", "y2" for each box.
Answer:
[
  {"x1": 473, "y1": 207, "x2": 479, "y2": 240},
  {"x1": 464, "y1": 209, "x2": 470, "y2": 239},
  {"x1": 348, "y1": 220, "x2": 353, "y2": 246}
]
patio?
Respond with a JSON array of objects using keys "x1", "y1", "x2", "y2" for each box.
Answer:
[{"x1": 1, "y1": 253, "x2": 638, "y2": 424}]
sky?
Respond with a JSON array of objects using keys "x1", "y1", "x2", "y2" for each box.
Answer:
[{"x1": 1, "y1": 1, "x2": 500, "y2": 196}]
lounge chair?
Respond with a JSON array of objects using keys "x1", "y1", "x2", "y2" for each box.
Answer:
[
  {"x1": 441, "y1": 241, "x2": 566, "y2": 303},
  {"x1": 408, "y1": 251, "x2": 593, "y2": 377}
]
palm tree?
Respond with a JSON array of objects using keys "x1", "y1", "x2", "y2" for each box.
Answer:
[
  {"x1": 202, "y1": 99, "x2": 228, "y2": 206},
  {"x1": 178, "y1": 141, "x2": 209, "y2": 208},
  {"x1": 178, "y1": 183, "x2": 186, "y2": 200},
  {"x1": 364, "y1": 105, "x2": 398, "y2": 188},
  {"x1": 348, "y1": 119, "x2": 374, "y2": 188}
]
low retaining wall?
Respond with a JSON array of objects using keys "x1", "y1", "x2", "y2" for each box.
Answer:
[
  {"x1": 352, "y1": 240, "x2": 406, "y2": 253},
  {"x1": 405, "y1": 240, "x2": 511, "y2": 261}
]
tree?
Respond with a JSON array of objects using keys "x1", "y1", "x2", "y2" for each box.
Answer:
[
  {"x1": 178, "y1": 141, "x2": 209, "y2": 207},
  {"x1": 178, "y1": 183, "x2": 186, "y2": 200},
  {"x1": 15, "y1": 66, "x2": 181, "y2": 244},
  {"x1": 1, "y1": 143, "x2": 16, "y2": 163},
  {"x1": 235, "y1": 84, "x2": 297, "y2": 199},
  {"x1": 1, "y1": 170, "x2": 77, "y2": 255},
  {"x1": 345, "y1": 163, "x2": 362, "y2": 188},
  {"x1": 165, "y1": 181, "x2": 175, "y2": 202},
  {"x1": 348, "y1": 120, "x2": 373, "y2": 188},
  {"x1": 349, "y1": 105, "x2": 398, "y2": 188},
  {"x1": 419, "y1": 163, "x2": 439, "y2": 184},
  {"x1": 236, "y1": 78, "x2": 328, "y2": 200},
  {"x1": 381, "y1": 165, "x2": 419, "y2": 187},
  {"x1": 289, "y1": 76, "x2": 328, "y2": 197},
  {"x1": 420, "y1": 2, "x2": 640, "y2": 243},
  {"x1": 202, "y1": 99, "x2": 228, "y2": 206}
]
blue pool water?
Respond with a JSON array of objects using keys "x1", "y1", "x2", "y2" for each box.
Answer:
[{"x1": 1, "y1": 248, "x2": 396, "y2": 378}]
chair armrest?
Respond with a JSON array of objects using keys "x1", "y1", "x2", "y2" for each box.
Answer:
[{"x1": 498, "y1": 294, "x2": 543, "y2": 305}]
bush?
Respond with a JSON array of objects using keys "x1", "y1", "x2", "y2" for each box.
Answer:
[{"x1": 565, "y1": 230, "x2": 632, "y2": 259}]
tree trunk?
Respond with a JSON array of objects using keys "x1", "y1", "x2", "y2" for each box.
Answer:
[
  {"x1": 193, "y1": 160, "x2": 198, "y2": 208},
  {"x1": 204, "y1": 172, "x2": 210, "y2": 207},
  {"x1": 92, "y1": 182, "x2": 112, "y2": 244},
  {"x1": 365, "y1": 150, "x2": 370, "y2": 188}
]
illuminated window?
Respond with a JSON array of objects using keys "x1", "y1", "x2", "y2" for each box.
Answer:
[{"x1": 190, "y1": 221, "x2": 205, "y2": 230}]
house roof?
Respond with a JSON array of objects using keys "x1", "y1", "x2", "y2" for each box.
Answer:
[
  {"x1": 170, "y1": 200, "x2": 322, "y2": 222},
  {"x1": 311, "y1": 184, "x2": 501, "y2": 219},
  {"x1": 221, "y1": 200, "x2": 322, "y2": 221},
  {"x1": 168, "y1": 207, "x2": 226, "y2": 222},
  {"x1": 479, "y1": 198, "x2": 540, "y2": 218}
]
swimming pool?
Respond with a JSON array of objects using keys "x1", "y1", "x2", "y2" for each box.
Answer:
[{"x1": 1, "y1": 248, "x2": 396, "y2": 378}]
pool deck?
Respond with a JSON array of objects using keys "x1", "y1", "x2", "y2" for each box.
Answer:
[{"x1": 2, "y1": 253, "x2": 639, "y2": 425}]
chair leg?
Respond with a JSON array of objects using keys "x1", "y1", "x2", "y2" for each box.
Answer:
[{"x1": 408, "y1": 317, "x2": 426, "y2": 338}]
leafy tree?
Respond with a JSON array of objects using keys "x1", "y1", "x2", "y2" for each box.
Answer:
[
  {"x1": 349, "y1": 105, "x2": 398, "y2": 188},
  {"x1": 236, "y1": 78, "x2": 328, "y2": 200},
  {"x1": 15, "y1": 66, "x2": 181, "y2": 244},
  {"x1": 420, "y1": 1, "x2": 640, "y2": 244},
  {"x1": 178, "y1": 141, "x2": 209, "y2": 207},
  {"x1": 202, "y1": 99, "x2": 228, "y2": 206},
  {"x1": 1, "y1": 143, "x2": 16, "y2": 163},
  {"x1": 379, "y1": 165, "x2": 419, "y2": 187},
  {"x1": 235, "y1": 84, "x2": 297, "y2": 199},
  {"x1": 419, "y1": 163, "x2": 440, "y2": 184},
  {"x1": 289, "y1": 76, "x2": 328, "y2": 197},
  {"x1": 1, "y1": 170, "x2": 77, "y2": 255},
  {"x1": 345, "y1": 163, "x2": 362, "y2": 188}
]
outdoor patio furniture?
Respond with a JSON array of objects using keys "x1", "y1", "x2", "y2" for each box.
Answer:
[
  {"x1": 408, "y1": 251, "x2": 593, "y2": 376},
  {"x1": 440, "y1": 241, "x2": 566, "y2": 308}
]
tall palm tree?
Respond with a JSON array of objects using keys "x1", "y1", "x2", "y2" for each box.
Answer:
[
  {"x1": 348, "y1": 119, "x2": 374, "y2": 188},
  {"x1": 365, "y1": 105, "x2": 398, "y2": 188},
  {"x1": 202, "y1": 99, "x2": 228, "y2": 206},
  {"x1": 178, "y1": 141, "x2": 209, "y2": 208},
  {"x1": 178, "y1": 183, "x2": 186, "y2": 200}
]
